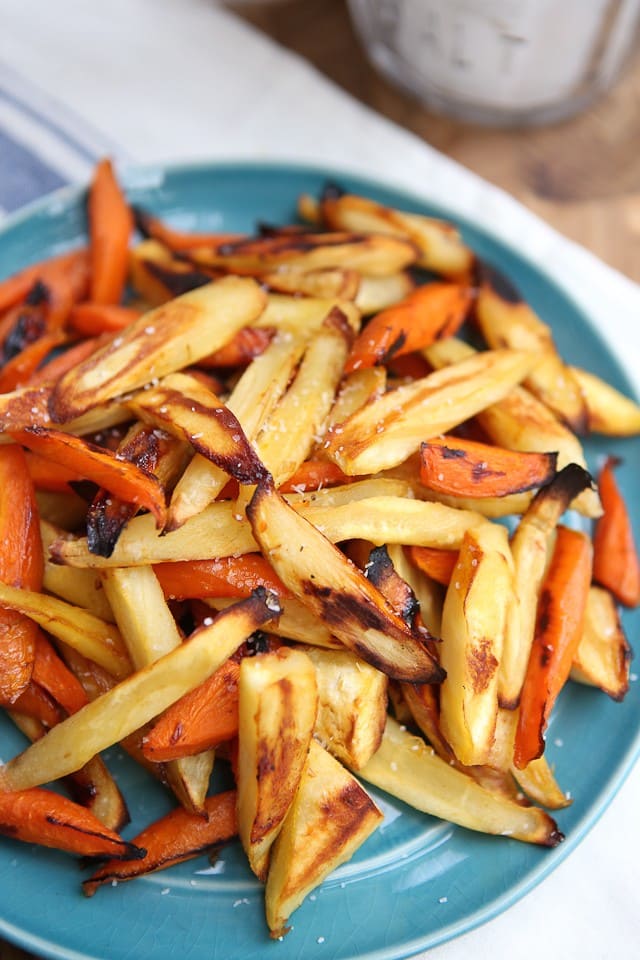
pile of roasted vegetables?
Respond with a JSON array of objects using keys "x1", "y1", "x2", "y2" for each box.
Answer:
[{"x1": 0, "y1": 159, "x2": 638, "y2": 938}]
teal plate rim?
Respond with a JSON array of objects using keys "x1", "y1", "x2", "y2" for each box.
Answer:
[{"x1": 0, "y1": 159, "x2": 638, "y2": 960}]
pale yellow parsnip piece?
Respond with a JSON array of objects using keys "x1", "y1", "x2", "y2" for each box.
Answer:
[
  {"x1": 570, "y1": 365, "x2": 640, "y2": 436},
  {"x1": 439, "y1": 522, "x2": 514, "y2": 766},
  {"x1": 101, "y1": 565, "x2": 214, "y2": 813},
  {"x1": 476, "y1": 282, "x2": 587, "y2": 434},
  {"x1": 358, "y1": 717, "x2": 561, "y2": 845},
  {"x1": 49, "y1": 277, "x2": 267, "y2": 422},
  {"x1": 166, "y1": 329, "x2": 308, "y2": 530},
  {"x1": 324, "y1": 349, "x2": 538, "y2": 475},
  {"x1": 301, "y1": 645, "x2": 388, "y2": 770},
  {"x1": 247, "y1": 480, "x2": 443, "y2": 684},
  {"x1": 252, "y1": 310, "x2": 352, "y2": 489},
  {"x1": 50, "y1": 492, "x2": 484, "y2": 569},
  {"x1": 265, "y1": 737, "x2": 383, "y2": 938},
  {"x1": 317, "y1": 193, "x2": 473, "y2": 278},
  {"x1": 0, "y1": 581, "x2": 130, "y2": 679},
  {"x1": 424, "y1": 338, "x2": 601, "y2": 518},
  {"x1": 0, "y1": 591, "x2": 279, "y2": 791},
  {"x1": 237, "y1": 648, "x2": 318, "y2": 881},
  {"x1": 257, "y1": 293, "x2": 360, "y2": 335},
  {"x1": 50, "y1": 501, "x2": 258, "y2": 568}
]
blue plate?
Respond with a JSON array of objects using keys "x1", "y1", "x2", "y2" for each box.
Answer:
[{"x1": 0, "y1": 161, "x2": 638, "y2": 960}]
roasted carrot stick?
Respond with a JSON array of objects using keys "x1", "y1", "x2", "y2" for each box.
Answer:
[
  {"x1": 0, "y1": 330, "x2": 67, "y2": 393},
  {"x1": 31, "y1": 631, "x2": 89, "y2": 716},
  {"x1": 133, "y1": 206, "x2": 245, "y2": 252},
  {"x1": 83, "y1": 789, "x2": 237, "y2": 894},
  {"x1": 198, "y1": 327, "x2": 273, "y2": 368},
  {"x1": 406, "y1": 544, "x2": 458, "y2": 586},
  {"x1": 53, "y1": 248, "x2": 92, "y2": 314},
  {"x1": 11, "y1": 681, "x2": 65, "y2": 729},
  {"x1": 0, "y1": 787, "x2": 143, "y2": 859},
  {"x1": 88, "y1": 158, "x2": 134, "y2": 305},
  {"x1": 514, "y1": 525, "x2": 593, "y2": 768},
  {"x1": 593, "y1": 457, "x2": 640, "y2": 607},
  {"x1": 278, "y1": 459, "x2": 349, "y2": 494},
  {"x1": 0, "y1": 249, "x2": 89, "y2": 316},
  {"x1": 419, "y1": 436, "x2": 558, "y2": 499},
  {"x1": 345, "y1": 282, "x2": 473, "y2": 373},
  {"x1": 0, "y1": 289, "x2": 49, "y2": 362},
  {"x1": 0, "y1": 444, "x2": 43, "y2": 704},
  {"x1": 9, "y1": 427, "x2": 167, "y2": 528},
  {"x1": 38, "y1": 270, "x2": 77, "y2": 332},
  {"x1": 24, "y1": 451, "x2": 84, "y2": 493},
  {"x1": 385, "y1": 351, "x2": 432, "y2": 381},
  {"x1": 0, "y1": 274, "x2": 37, "y2": 317},
  {"x1": 153, "y1": 554, "x2": 289, "y2": 600},
  {"x1": 141, "y1": 659, "x2": 240, "y2": 761},
  {"x1": 68, "y1": 303, "x2": 142, "y2": 337},
  {"x1": 26, "y1": 336, "x2": 102, "y2": 387},
  {"x1": 86, "y1": 423, "x2": 189, "y2": 557}
]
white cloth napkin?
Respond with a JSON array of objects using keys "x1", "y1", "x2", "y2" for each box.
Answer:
[{"x1": 1, "y1": 1, "x2": 639, "y2": 958}]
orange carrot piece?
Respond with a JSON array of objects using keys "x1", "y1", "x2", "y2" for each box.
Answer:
[
  {"x1": 0, "y1": 787, "x2": 143, "y2": 859},
  {"x1": 406, "y1": 544, "x2": 458, "y2": 586},
  {"x1": 419, "y1": 436, "x2": 558, "y2": 499},
  {"x1": 0, "y1": 293, "x2": 49, "y2": 361},
  {"x1": 134, "y1": 206, "x2": 244, "y2": 252},
  {"x1": 88, "y1": 158, "x2": 134, "y2": 305},
  {"x1": 0, "y1": 610, "x2": 42, "y2": 708},
  {"x1": 0, "y1": 445, "x2": 43, "y2": 704},
  {"x1": 0, "y1": 330, "x2": 67, "y2": 393},
  {"x1": 0, "y1": 274, "x2": 35, "y2": 317},
  {"x1": 27, "y1": 336, "x2": 102, "y2": 387},
  {"x1": 386, "y1": 351, "x2": 432, "y2": 381},
  {"x1": 31, "y1": 631, "x2": 89, "y2": 716},
  {"x1": 68, "y1": 303, "x2": 142, "y2": 337},
  {"x1": 54, "y1": 248, "x2": 92, "y2": 313},
  {"x1": 198, "y1": 327, "x2": 273, "y2": 368},
  {"x1": 83, "y1": 789, "x2": 237, "y2": 894},
  {"x1": 345, "y1": 282, "x2": 473, "y2": 373},
  {"x1": 142, "y1": 660, "x2": 240, "y2": 762},
  {"x1": 0, "y1": 249, "x2": 89, "y2": 316},
  {"x1": 153, "y1": 554, "x2": 289, "y2": 600},
  {"x1": 9, "y1": 427, "x2": 167, "y2": 528},
  {"x1": 593, "y1": 457, "x2": 640, "y2": 607},
  {"x1": 0, "y1": 445, "x2": 45, "y2": 588},
  {"x1": 278, "y1": 459, "x2": 350, "y2": 494},
  {"x1": 1, "y1": 257, "x2": 87, "y2": 347},
  {"x1": 514, "y1": 525, "x2": 593, "y2": 768},
  {"x1": 25, "y1": 451, "x2": 84, "y2": 493},
  {"x1": 39, "y1": 269, "x2": 76, "y2": 332},
  {"x1": 10, "y1": 681, "x2": 65, "y2": 729}
]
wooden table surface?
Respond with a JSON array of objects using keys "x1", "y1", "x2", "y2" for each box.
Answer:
[
  {"x1": 1, "y1": 3, "x2": 637, "y2": 958},
  {"x1": 237, "y1": 0, "x2": 640, "y2": 283}
]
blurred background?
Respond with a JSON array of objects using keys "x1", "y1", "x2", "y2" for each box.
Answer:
[{"x1": 228, "y1": 0, "x2": 640, "y2": 281}]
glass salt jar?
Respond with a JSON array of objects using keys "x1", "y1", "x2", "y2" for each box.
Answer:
[{"x1": 347, "y1": 0, "x2": 640, "y2": 126}]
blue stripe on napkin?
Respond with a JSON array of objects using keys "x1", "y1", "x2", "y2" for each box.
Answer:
[
  {"x1": 0, "y1": 81, "x2": 100, "y2": 168},
  {"x1": 0, "y1": 61, "x2": 124, "y2": 217},
  {"x1": 0, "y1": 127, "x2": 68, "y2": 212}
]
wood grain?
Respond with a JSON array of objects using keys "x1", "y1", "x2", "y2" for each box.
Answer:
[{"x1": 236, "y1": 0, "x2": 640, "y2": 281}]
